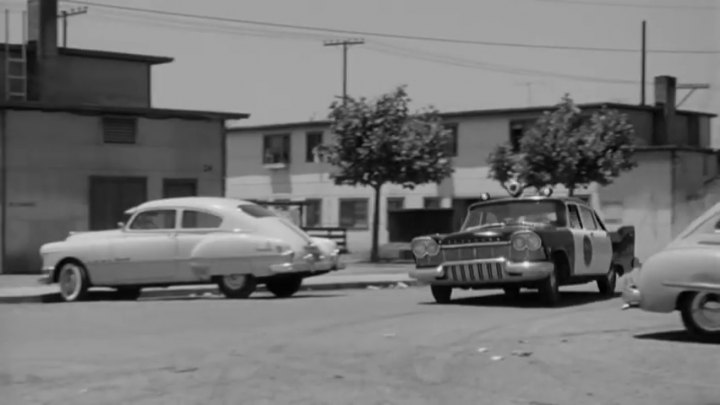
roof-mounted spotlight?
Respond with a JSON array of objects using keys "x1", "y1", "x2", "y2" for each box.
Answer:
[
  {"x1": 539, "y1": 186, "x2": 554, "y2": 197},
  {"x1": 505, "y1": 179, "x2": 524, "y2": 198},
  {"x1": 479, "y1": 192, "x2": 491, "y2": 201}
]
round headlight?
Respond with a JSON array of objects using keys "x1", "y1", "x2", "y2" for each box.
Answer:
[
  {"x1": 426, "y1": 238, "x2": 440, "y2": 256},
  {"x1": 526, "y1": 233, "x2": 542, "y2": 251},
  {"x1": 411, "y1": 239, "x2": 428, "y2": 258},
  {"x1": 512, "y1": 236, "x2": 527, "y2": 251}
]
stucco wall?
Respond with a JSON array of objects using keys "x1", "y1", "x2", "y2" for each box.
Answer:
[{"x1": 3, "y1": 110, "x2": 224, "y2": 273}]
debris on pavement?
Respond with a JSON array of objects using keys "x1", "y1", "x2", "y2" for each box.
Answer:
[
  {"x1": 476, "y1": 347, "x2": 488, "y2": 353},
  {"x1": 395, "y1": 282, "x2": 409, "y2": 289},
  {"x1": 511, "y1": 350, "x2": 533, "y2": 357},
  {"x1": 490, "y1": 355, "x2": 503, "y2": 361}
]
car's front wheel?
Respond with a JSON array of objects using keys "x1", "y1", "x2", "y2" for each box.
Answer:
[
  {"x1": 680, "y1": 291, "x2": 720, "y2": 339},
  {"x1": 431, "y1": 285, "x2": 452, "y2": 304},
  {"x1": 57, "y1": 262, "x2": 90, "y2": 302},
  {"x1": 538, "y1": 268, "x2": 560, "y2": 307},
  {"x1": 218, "y1": 274, "x2": 257, "y2": 299},
  {"x1": 265, "y1": 276, "x2": 303, "y2": 298}
]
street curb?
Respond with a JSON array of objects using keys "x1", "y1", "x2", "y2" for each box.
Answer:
[{"x1": 0, "y1": 279, "x2": 423, "y2": 304}]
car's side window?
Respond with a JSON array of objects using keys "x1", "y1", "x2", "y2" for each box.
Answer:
[
  {"x1": 128, "y1": 209, "x2": 177, "y2": 230},
  {"x1": 578, "y1": 206, "x2": 599, "y2": 231},
  {"x1": 181, "y1": 210, "x2": 223, "y2": 229},
  {"x1": 593, "y1": 212, "x2": 608, "y2": 231},
  {"x1": 567, "y1": 205, "x2": 582, "y2": 229}
]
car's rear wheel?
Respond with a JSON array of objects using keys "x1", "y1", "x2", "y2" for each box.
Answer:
[
  {"x1": 597, "y1": 267, "x2": 617, "y2": 297},
  {"x1": 680, "y1": 291, "x2": 720, "y2": 339},
  {"x1": 57, "y1": 262, "x2": 90, "y2": 302},
  {"x1": 115, "y1": 287, "x2": 142, "y2": 301},
  {"x1": 218, "y1": 274, "x2": 257, "y2": 299},
  {"x1": 431, "y1": 285, "x2": 452, "y2": 304},
  {"x1": 265, "y1": 275, "x2": 303, "y2": 298},
  {"x1": 538, "y1": 267, "x2": 560, "y2": 307}
]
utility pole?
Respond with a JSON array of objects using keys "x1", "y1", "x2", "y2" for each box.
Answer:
[
  {"x1": 515, "y1": 80, "x2": 545, "y2": 106},
  {"x1": 59, "y1": 7, "x2": 88, "y2": 48},
  {"x1": 640, "y1": 20, "x2": 646, "y2": 105},
  {"x1": 323, "y1": 38, "x2": 364, "y2": 105}
]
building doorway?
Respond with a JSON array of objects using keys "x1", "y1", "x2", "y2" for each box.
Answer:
[
  {"x1": 89, "y1": 176, "x2": 148, "y2": 231},
  {"x1": 163, "y1": 178, "x2": 198, "y2": 198}
]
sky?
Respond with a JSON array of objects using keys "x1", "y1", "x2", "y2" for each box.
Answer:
[{"x1": 1, "y1": 0, "x2": 719, "y2": 135}]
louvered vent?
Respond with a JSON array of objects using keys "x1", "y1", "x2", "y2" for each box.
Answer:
[{"x1": 102, "y1": 117, "x2": 138, "y2": 144}]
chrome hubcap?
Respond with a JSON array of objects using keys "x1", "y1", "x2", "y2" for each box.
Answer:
[
  {"x1": 223, "y1": 274, "x2": 247, "y2": 290},
  {"x1": 690, "y1": 292, "x2": 720, "y2": 332},
  {"x1": 59, "y1": 266, "x2": 81, "y2": 299}
]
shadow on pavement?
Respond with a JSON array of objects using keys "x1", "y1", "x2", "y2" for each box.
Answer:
[
  {"x1": 634, "y1": 330, "x2": 720, "y2": 345},
  {"x1": 78, "y1": 291, "x2": 346, "y2": 302},
  {"x1": 419, "y1": 290, "x2": 620, "y2": 309}
]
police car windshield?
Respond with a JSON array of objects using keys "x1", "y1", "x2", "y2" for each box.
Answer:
[{"x1": 462, "y1": 200, "x2": 565, "y2": 230}]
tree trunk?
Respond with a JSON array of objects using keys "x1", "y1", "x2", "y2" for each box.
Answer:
[
  {"x1": 370, "y1": 184, "x2": 382, "y2": 263},
  {"x1": 568, "y1": 186, "x2": 575, "y2": 197}
]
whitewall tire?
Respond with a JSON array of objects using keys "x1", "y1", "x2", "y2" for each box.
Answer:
[
  {"x1": 680, "y1": 292, "x2": 720, "y2": 339},
  {"x1": 218, "y1": 274, "x2": 257, "y2": 299},
  {"x1": 57, "y1": 262, "x2": 90, "y2": 302}
]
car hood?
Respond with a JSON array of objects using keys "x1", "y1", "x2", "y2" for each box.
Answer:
[
  {"x1": 66, "y1": 229, "x2": 124, "y2": 241},
  {"x1": 429, "y1": 223, "x2": 553, "y2": 244}
]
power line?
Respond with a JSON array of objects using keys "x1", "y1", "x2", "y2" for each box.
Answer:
[
  {"x1": 534, "y1": 0, "x2": 718, "y2": 10},
  {"x1": 85, "y1": 8, "x2": 718, "y2": 90},
  {"x1": 323, "y1": 38, "x2": 364, "y2": 103},
  {"x1": 60, "y1": 0, "x2": 720, "y2": 55}
]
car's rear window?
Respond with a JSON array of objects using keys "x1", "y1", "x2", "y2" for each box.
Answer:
[{"x1": 238, "y1": 204, "x2": 277, "y2": 218}]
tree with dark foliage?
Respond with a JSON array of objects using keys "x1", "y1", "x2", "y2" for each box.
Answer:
[
  {"x1": 318, "y1": 86, "x2": 455, "y2": 262},
  {"x1": 488, "y1": 95, "x2": 637, "y2": 196}
]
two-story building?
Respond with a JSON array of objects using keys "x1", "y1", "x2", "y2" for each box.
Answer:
[
  {"x1": 226, "y1": 76, "x2": 717, "y2": 263},
  {"x1": 0, "y1": 0, "x2": 249, "y2": 274}
]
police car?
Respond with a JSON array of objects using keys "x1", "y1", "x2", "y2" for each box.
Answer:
[{"x1": 409, "y1": 181, "x2": 637, "y2": 306}]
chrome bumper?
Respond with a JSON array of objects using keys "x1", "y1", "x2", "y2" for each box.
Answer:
[
  {"x1": 621, "y1": 276, "x2": 642, "y2": 308},
  {"x1": 38, "y1": 267, "x2": 53, "y2": 285},
  {"x1": 270, "y1": 250, "x2": 345, "y2": 274},
  {"x1": 409, "y1": 258, "x2": 554, "y2": 284}
]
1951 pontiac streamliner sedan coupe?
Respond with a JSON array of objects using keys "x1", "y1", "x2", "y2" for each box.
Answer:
[
  {"x1": 409, "y1": 183, "x2": 637, "y2": 306},
  {"x1": 623, "y1": 202, "x2": 720, "y2": 339},
  {"x1": 39, "y1": 197, "x2": 345, "y2": 302}
]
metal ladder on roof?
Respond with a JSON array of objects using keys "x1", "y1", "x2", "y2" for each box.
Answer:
[{"x1": 3, "y1": 9, "x2": 28, "y2": 102}]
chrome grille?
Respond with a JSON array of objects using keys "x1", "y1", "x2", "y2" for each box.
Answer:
[
  {"x1": 445, "y1": 261, "x2": 505, "y2": 282},
  {"x1": 441, "y1": 244, "x2": 510, "y2": 262},
  {"x1": 415, "y1": 243, "x2": 510, "y2": 267}
]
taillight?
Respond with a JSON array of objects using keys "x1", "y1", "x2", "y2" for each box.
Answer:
[{"x1": 510, "y1": 231, "x2": 545, "y2": 262}]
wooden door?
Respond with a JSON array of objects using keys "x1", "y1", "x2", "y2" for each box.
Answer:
[{"x1": 89, "y1": 176, "x2": 147, "y2": 231}]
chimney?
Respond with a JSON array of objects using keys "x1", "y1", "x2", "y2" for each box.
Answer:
[
  {"x1": 27, "y1": 0, "x2": 58, "y2": 58},
  {"x1": 653, "y1": 75, "x2": 677, "y2": 145}
]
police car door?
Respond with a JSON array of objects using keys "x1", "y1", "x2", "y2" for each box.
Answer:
[
  {"x1": 567, "y1": 204, "x2": 594, "y2": 276},
  {"x1": 578, "y1": 205, "x2": 613, "y2": 275}
]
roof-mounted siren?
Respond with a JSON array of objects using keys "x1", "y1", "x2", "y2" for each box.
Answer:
[
  {"x1": 479, "y1": 192, "x2": 491, "y2": 201},
  {"x1": 505, "y1": 179, "x2": 524, "y2": 198},
  {"x1": 539, "y1": 186, "x2": 554, "y2": 197}
]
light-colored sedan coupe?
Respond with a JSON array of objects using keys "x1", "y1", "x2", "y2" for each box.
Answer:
[
  {"x1": 623, "y1": 202, "x2": 720, "y2": 339},
  {"x1": 39, "y1": 197, "x2": 345, "y2": 302}
]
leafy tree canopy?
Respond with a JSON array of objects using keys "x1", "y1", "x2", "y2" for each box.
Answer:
[
  {"x1": 318, "y1": 85, "x2": 455, "y2": 190},
  {"x1": 488, "y1": 94, "x2": 638, "y2": 195}
]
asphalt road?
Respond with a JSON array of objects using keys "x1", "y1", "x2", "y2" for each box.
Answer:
[{"x1": 1, "y1": 286, "x2": 719, "y2": 405}]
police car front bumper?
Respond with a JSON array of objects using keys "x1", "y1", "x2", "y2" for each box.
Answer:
[{"x1": 409, "y1": 259, "x2": 554, "y2": 285}]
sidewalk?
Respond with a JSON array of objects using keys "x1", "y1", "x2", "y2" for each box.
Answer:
[{"x1": 0, "y1": 263, "x2": 421, "y2": 304}]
